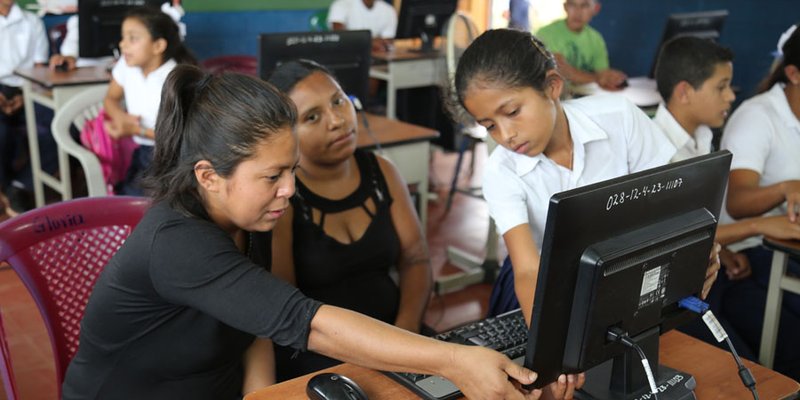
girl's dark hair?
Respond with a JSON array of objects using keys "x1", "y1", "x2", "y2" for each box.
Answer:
[
  {"x1": 454, "y1": 29, "x2": 557, "y2": 108},
  {"x1": 125, "y1": 6, "x2": 197, "y2": 66},
  {"x1": 267, "y1": 59, "x2": 335, "y2": 94},
  {"x1": 143, "y1": 65, "x2": 297, "y2": 218},
  {"x1": 758, "y1": 23, "x2": 800, "y2": 93}
]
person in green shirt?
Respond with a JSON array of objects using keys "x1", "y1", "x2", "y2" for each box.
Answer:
[{"x1": 536, "y1": 0, "x2": 627, "y2": 90}]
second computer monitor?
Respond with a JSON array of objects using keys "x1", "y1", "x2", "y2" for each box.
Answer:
[
  {"x1": 258, "y1": 30, "x2": 372, "y2": 104},
  {"x1": 524, "y1": 151, "x2": 732, "y2": 398},
  {"x1": 78, "y1": 0, "x2": 165, "y2": 58},
  {"x1": 395, "y1": 0, "x2": 458, "y2": 53},
  {"x1": 649, "y1": 9, "x2": 729, "y2": 77}
]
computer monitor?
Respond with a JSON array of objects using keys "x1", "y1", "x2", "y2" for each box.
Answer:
[
  {"x1": 258, "y1": 30, "x2": 372, "y2": 105},
  {"x1": 395, "y1": 0, "x2": 458, "y2": 53},
  {"x1": 524, "y1": 151, "x2": 732, "y2": 399},
  {"x1": 649, "y1": 10, "x2": 729, "y2": 77},
  {"x1": 78, "y1": 0, "x2": 165, "y2": 58}
]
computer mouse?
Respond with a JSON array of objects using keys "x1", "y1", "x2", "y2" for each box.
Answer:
[{"x1": 306, "y1": 372, "x2": 369, "y2": 400}]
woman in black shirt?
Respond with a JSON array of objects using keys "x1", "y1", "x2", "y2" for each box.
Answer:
[
  {"x1": 61, "y1": 65, "x2": 544, "y2": 400},
  {"x1": 267, "y1": 60, "x2": 432, "y2": 380}
]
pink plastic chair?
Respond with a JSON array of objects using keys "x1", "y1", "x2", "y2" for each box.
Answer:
[{"x1": 0, "y1": 196, "x2": 150, "y2": 399}]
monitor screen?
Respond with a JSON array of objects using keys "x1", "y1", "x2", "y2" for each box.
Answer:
[
  {"x1": 258, "y1": 30, "x2": 372, "y2": 105},
  {"x1": 395, "y1": 0, "x2": 458, "y2": 52},
  {"x1": 78, "y1": 0, "x2": 165, "y2": 58},
  {"x1": 649, "y1": 10, "x2": 729, "y2": 77},
  {"x1": 524, "y1": 151, "x2": 732, "y2": 398}
]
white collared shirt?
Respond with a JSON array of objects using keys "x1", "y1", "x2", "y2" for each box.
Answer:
[
  {"x1": 720, "y1": 83, "x2": 800, "y2": 248},
  {"x1": 111, "y1": 57, "x2": 178, "y2": 146},
  {"x1": 328, "y1": 0, "x2": 397, "y2": 39},
  {"x1": 653, "y1": 103, "x2": 714, "y2": 162},
  {"x1": 0, "y1": 4, "x2": 48, "y2": 87},
  {"x1": 483, "y1": 94, "x2": 676, "y2": 249}
]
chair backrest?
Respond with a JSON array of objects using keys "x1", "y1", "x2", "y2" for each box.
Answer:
[
  {"x1": 50, "y1": 85, "x2": 109, "y2": 198},
  {"x1": 0, "y1": 196, "x2": 150, "y2": 399}
]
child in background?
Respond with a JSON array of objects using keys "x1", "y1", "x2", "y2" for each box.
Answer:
[
  {"x1": 535, "y1": 0, "x2": 626, "y2": 90},
  {"x1": 718, "y1": 24, "x2": 800, "y2": 379},
  {"x1": 103, "y1": 5, "x2": 195, "y2": 195},
  {"x1": 49, "y1": 1, "x2": 185, "y2": 71},
  {"x1": 653, "y1": 36, "x2": 800, "y2": 379},
  {"x1": 0, "y1": 0, "x2": 48, "y2": 211},
  {"x1": 267, "y1": 59, "x2": 432, "y2": 381},
  {"x1": 62, "y1": 64, "x2": 544, "y2": 400}
]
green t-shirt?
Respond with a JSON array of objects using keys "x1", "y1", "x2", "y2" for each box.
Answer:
[{"x1": 536, "y1": 19, "x2": 609, "y2": 72}]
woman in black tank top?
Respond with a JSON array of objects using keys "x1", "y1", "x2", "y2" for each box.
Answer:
[{"x1": 267, "y1": 60, "x2": 433, "y2": 380}]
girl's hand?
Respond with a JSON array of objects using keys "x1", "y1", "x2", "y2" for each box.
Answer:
[
  {"x1": 541, "y1": 373, "x2": 586, "y2": 400},
  {"x1": 753, "y1": 214, "x2": 800, "y2": 240},
  {"x1": 781, "y1": 180, "x2": 800, "y2": 222},
  {"x1": 106, "y1": 114, "x2": 142, "y2": 139},
  {"x1": 446, "y1": 346, "x2": 542, "y2": 400},
  {"x1": 701, "y1": 243, "x2": 721, "y2": 300}
]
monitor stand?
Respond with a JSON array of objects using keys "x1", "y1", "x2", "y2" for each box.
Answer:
[
  {"x1": 409, "y1": 31, "x2": 438, "y2": 53},
  {"x1": 576, "y1": 328, "x2": 697, "y2": 400}
]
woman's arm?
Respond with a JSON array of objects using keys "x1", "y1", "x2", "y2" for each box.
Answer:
[
  {"x1": 377, "y1": 156, "x2": 432, "y2": 333},
  {"x1": 242, "y1": 338, "x2": 275, "y2": 395},
  {"x1": 270, "y1": 205, "x2": 297, "y2": 285},
  {"x1": 727, "y1": 169, "x2": 800, "y2": 220},
  {"x1": 308, "y1": 305, "x2": 542, "y2": 400},
  {"x1": 502, "y1": 224, "x2": 541, "y2": 325}
]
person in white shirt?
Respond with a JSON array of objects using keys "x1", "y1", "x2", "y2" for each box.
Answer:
[
  {"x1": 452, "y1": 28, "x2": 714, "y2": 397},
  {"x1": 653, "y1": 36, "x2": 800, "y2": 380},
  {"x1": 328, "y1": 0, "x2": 397, "y2": 51},
  {"x1": 0, "y1": 0, "x2": 48, "y2": 206},
  {"x1": 104, "y1": 5, "x2": 195, "y2": 195},
  {"x1": 720, "y1": 24, "x2": 800, "y2": 337},
  {"x1": 49, "y1": 0, "x2": 185, "y2": 71}
]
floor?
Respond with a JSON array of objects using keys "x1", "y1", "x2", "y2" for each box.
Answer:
[{"x1": 0, "y1": 145, "x2": 503, "y2": 400}]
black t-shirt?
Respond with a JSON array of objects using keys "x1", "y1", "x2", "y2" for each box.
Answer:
[{"x1": 62, "y1": 203, "x2": 322, "y2": 400}]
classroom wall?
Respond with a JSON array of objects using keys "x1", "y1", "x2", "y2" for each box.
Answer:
[{"x1": 592, "y1": 0, "x2": 798, "y2": 99}]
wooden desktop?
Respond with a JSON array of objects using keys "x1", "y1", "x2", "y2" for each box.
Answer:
[{"x1": 245, "y1": 331, "x2": 799, "y2": 400}]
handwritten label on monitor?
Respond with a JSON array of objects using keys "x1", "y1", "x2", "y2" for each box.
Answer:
[
  {"x1": 606, "y1": 177, "x2": 684, "y2": 211},
  {"x1": 285, "y1": 34, "x2": 341, "y2": 47}
]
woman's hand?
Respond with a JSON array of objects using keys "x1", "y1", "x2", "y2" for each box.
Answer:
[
  {"x1": 541, "y1": 373, "x2": 586, "y2": 400},
  {"x1": 446, "y1": 346, "x2": 542, "y2": 400},
  {"x1": 781, "y1": 180, "x2": 800, "y2": 222}
]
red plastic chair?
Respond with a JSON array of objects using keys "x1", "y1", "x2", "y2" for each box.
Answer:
[
  {"x1": 201, "y1": 55, "x2": 258, "y2": 76},
  {"x1": 0, "y1": 196, "x2": 150, "y2": 399}
]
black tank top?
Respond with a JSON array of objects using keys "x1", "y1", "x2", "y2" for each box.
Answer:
[{"x1": 274, "y1": 150, "x2": 402, "y2": 381}]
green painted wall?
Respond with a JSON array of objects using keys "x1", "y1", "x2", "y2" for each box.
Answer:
[{"x1": 16, "y1": 0, "x2": 333, "y2": 12}]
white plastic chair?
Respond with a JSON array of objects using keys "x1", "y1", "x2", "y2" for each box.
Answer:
[{"x1": 49, "y1": 85, "x2": 108, "y2": 199}]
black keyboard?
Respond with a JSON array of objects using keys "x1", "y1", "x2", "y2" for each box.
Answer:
[{"x1": 385, "y1": 309, "x2": 527, "y2": 400}]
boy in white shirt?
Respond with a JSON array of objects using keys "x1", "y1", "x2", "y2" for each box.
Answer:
[
  {"x1": 654, "y1": 36, "x2": 800, "y2": 380},
  {"x1": 328, "y1": 0, "x2": 396, "y2": 51}
]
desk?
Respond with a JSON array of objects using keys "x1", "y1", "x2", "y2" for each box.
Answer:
[
  {"x1": 571, "y1": 76, "x2": 662, "y2": 113},
  {"x1": 358, "y1": 113, "x2": 439, "y2": 227},
  {"x1": 760, "y1": 237, "x2": 800, "y2": 369},
  {"x1": 13, "y1": 65, "x2": 110, "y2": 207},
  {"x1": 245, "y1": 331, "x2": 800, "y2": 400},
  {"x1": 370, "y1": 47, "x2": 447, "y2": 119}
]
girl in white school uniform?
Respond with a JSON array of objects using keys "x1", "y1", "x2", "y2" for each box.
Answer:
[
  {"x1": 453, "y1": 29, "x2": 723, "y2": 397},
  {"x1": 720, "y1": 24, "x2": 800, "y2": 317},
  {"x1": 103, "y1": 5, "x2": 196, "y2": 195}
]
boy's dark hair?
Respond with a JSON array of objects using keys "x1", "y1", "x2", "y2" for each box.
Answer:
[
  {"x1": 654, "y1": 36, "x2": 734, "y2": 103},
  {"x1": 267, "y1": 59, "x2": 335, "y2": 94},
  {"x1": 758, "y1": 23, "x2": 800, "y2": 93},
  {"x1": 454, "y1": 29, "x2": 557, "y2": 109},
  {"x1": 143, "y1": 65, "x2": 297, "y2": 218},
  {"x1": 125, "y1": 6, "x2": 197, "y2": 66}
]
